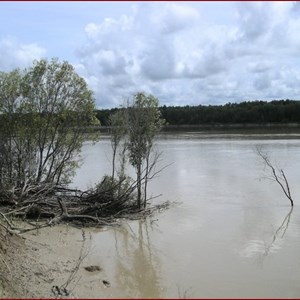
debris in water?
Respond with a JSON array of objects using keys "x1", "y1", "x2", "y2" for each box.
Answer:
[
  {"x1": 102, "y1": 280, "x2": 111, "y2": 287},
  {"x1": 51, "y1": 285, "x2": 69, "y2": 296},
  {"x1": 84, "y1": 265, "x2": 102, "y2": 272}
]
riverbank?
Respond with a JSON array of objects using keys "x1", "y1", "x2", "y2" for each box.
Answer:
[
  {"x1": 0, "y1": 226, "x2": 41, "y2": 298},
  {"x1": 0, "y1": 225, "x2": 115, "y2": 298},
  {"x1": 94, "y1": 122, "x2": 300, "y2": 134},
  {"x1": 163, "y1": 122, "x2": 300, "y2": 131},
  {"x1": 2, "y1": 132, "x2": 300, "y2": 298}
]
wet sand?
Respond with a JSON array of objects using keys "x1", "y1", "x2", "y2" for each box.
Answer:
[{"x1": 1, "y1": 225, "x2": 118, "y2": 298}]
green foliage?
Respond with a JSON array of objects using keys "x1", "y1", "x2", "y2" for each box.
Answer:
[
  {"x1": 0, "y1": 58, "x2": 99, "y2": 194},
  {"x1": 96, "y1": 174, "x2": 136, "y2": 209},
  {"x1": 126, "y1": 92, "x2": 164, "y2": 169},
  {"x1": 123, "y1": 92, "x2": 164, "y2": 208},
  {"x1": 159, "y1": 100, "x2": 300, "y2": 125},
  {"x1": 104, "y1": 92, "x2": 165, "y2": 210},
  {"x1": 109, "y1": 110, "x2": 127, "y2": 143}
]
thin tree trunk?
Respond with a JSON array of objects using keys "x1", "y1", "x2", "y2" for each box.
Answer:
[
  {"x1": 112, "y1": 147, "x2": 116, "y2": 181},
  {"x1": 137, "y1": 164, "x2": 142, "y2": 209},
  {"x1": 144, "y1": 150, "x2": 150, "y2": 208}
]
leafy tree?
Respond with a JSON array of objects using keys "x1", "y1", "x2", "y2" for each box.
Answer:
[
  {"x1": 0, "y1": 58, "x2": 99, "y2": 198},
  {"x1": 104, "y1": 92, "x2": 165, "y2": 209},
  {"x1": 0, "y1": 69, "x2": 27, "y2": 191},
  {"x1": 126, "y1": 92, "x2": 164, "y2": 208}
]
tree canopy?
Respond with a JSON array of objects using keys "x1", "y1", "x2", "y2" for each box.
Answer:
[{"x1": 0, "y1": 58, "x2": 99, "y2": 196}]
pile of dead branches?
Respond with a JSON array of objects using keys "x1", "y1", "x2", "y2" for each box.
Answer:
[{"x1": 0, "y1": 177, "x2": 171, "y2": 233}]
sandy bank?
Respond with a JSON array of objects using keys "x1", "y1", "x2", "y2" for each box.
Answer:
[{"x1": 1, "y1": 225, "x2": 116, "y2": 298}]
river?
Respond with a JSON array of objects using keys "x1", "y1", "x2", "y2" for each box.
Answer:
[{"x1": 69, "y1": 132, "x2": 300, "y2": 298}]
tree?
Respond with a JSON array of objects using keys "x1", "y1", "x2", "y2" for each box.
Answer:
[
  {"x1": 0, "y1": 58, "x2": 99, "y2": 199},
  {"x1": 105, "y1": 92, "x2": 165, "y2": 209},
  {"x1": 256, "y1": 147, "x2": 294, "y2": 206},
  {"x1": 126, "y1": 92, "x2": 164, "y2": 209},
  {"x1": 0, "y1": 69, "x2": 27, "y2": 192},
  {"x1": 109, "y1": 109, "x2": 127, "y2": 181}
]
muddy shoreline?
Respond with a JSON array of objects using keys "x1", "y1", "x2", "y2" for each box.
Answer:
[{"x1": 1, "y1": 225, "x2": 116, "y2": 298}]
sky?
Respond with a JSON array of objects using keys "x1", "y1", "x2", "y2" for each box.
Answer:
[{"x1": 1, "y1": 1, "x2": 300, "y2": 108}]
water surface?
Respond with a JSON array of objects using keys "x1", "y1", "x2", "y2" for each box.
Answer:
[{"x1": 72, "y1": 133, "x2": 300, "y2": 298}]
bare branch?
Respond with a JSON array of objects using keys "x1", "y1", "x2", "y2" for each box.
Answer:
[{"x1": 256, "y1": 146, "x2": 294, "y2": 206}]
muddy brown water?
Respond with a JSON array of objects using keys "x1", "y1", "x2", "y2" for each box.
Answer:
[{"x1": 54, "y1": 133, "x2": 300, "y2": 298}]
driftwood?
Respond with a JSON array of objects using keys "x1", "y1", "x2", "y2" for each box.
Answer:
[{"x1": 0, "y1": 180, "x2": 171, "y2": 233}]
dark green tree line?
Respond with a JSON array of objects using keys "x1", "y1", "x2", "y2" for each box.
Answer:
[{"x1": 96, "y1": 100, "x2": 300, "y2": 126}]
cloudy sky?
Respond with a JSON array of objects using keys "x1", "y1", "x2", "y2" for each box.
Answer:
[{"x1": 1, "y1": 1, "x2": 300, "y2": 108}]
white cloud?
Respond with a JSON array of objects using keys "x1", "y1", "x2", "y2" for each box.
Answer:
[
  {"x1": 3, "y1": 2, "x2": 300, "y2": 108},
  {"x1": 75, "y1": 2, "x2": 300, "y2": 108},
  {"x1": 0, "y1": 37, "x2": 46, "y2": 71},
  {"x1": 149, "y1": 3, "x2": 200, "y2": 34},
  {"x1": 236, "y1": 2, "x2": 271, "y2": 40},
  {"x1": 247, "y1": 61, "x2": 273, "y2": 74},
  {"x1": 76, "y1": 3, "x2": 218, "y2": 107},
  {"x1": 139, "y1": 37, "x2": 176, "y2": 80},
  {"x1": 253, "y1": 74, "x2": 271, "y2": 91}
]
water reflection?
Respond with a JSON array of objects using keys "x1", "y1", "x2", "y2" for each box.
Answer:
[
  {"x1": 113, "y1": 220, "x2": 164, "y2": 298},
  {"x1": 257, "y1": 206, "x2": 294, "y2": 265},
  {"x1": 240, "y1": 207, "x2": 294, "y2": 265},
  {"x1": 75, "y1": 135, "x2": 300, "y2": 298}
]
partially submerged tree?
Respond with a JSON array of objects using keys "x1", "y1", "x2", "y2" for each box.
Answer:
[
  {"x1": 256, "y1": 147, "x2": 294, "y2": 206},
  {"x1": 121, "y1": 92, "x2": 164, "y2": 209},
  {"x1": 103, "y1": 92, "x2": 165, "y2": 210},
  {"x1": 0, "y1": 58, "x2": 99, "y2": 199}
]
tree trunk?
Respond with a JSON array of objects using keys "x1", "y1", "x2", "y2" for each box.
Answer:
[
  {"x1": 144, "y1": 150, "x2": 150, "y2": 208},
  {"x1": 137, "y1": 164, "x2": 142, "y2": 209},
  {"x1": 112, "y1": 147, "x2": 116, "y2": 181}
]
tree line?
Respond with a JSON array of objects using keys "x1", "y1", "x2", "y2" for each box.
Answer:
[{"x1": 96, "y1": 99, "x2": 300, "y2": 126}]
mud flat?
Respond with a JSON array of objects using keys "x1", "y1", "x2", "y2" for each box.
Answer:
[{"x1": 0, "y1": 225, "x2": 116, "y2": 298}]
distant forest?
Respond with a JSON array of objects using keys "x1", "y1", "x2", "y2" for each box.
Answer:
[{"x1": 96, "y1": 100, "x2": 300, "y2": 126}]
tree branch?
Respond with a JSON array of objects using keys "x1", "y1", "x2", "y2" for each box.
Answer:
[{"x1": 256, "y1": 147, "x2": 294, "y2": 206}]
